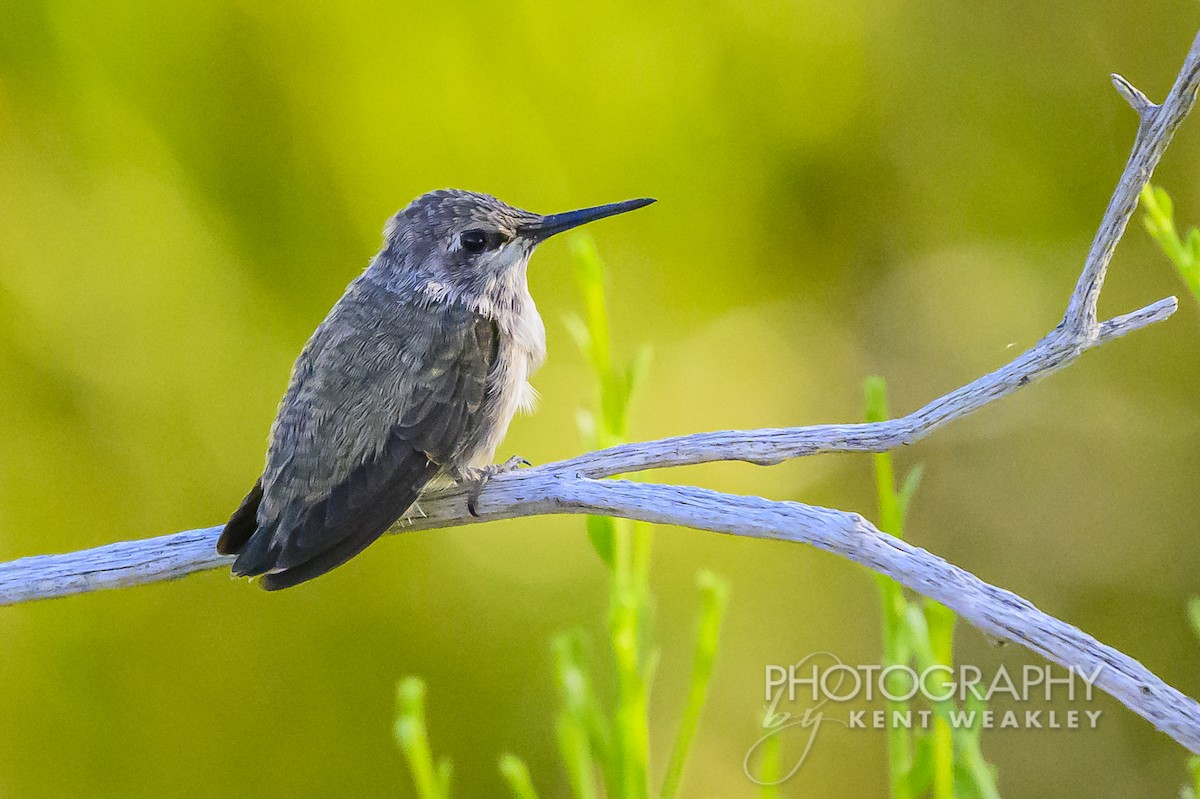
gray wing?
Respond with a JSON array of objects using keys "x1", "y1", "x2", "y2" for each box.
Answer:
[{"x1": 218, "y1": 281, "x2": 498, "y2": 589}]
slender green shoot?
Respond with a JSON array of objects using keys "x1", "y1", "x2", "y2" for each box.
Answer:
[
  {"x1": 499, "y1": 755, "x2": 540, "y2": 799},
  {"x1": 659, "y1": 571, "x2": 731, "y2": 799},
  {"x1": 1150, "y1": 181, "x2": 1200, "y2": 798},
  {"x1": 567, "y1": 234, "x2": 655, "y2": 799},
  {"x1": 865, "y1": 377, "x2": 997, "y2": 799},
  {"x1": 552, "y1": 632, "x2": 608, "y2": 799},
  {"x1": 1140, "y1": 184, "x2": 1200, "y2": 303},
  {"x1": 394, "y1": 677, "x2": 451, "y2": 799},
  {"x1": 756, "y1": 721, "x2": 783, "y2": 799},
  {"x1": 865, "y1": 376, "x2": 917, "y2": 799},
  {"x1": 565, "y1": 234, "x2": 728, "y2": 798}
]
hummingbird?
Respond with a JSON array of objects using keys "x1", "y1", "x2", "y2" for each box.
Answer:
[{"x1": 216, "y1": 189, "x2": 654, "y2": 590}]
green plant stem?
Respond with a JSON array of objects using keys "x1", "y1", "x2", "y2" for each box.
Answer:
[
  {"x1": 566, "y1": 235, "x2": 728, "y2": 799},
  {"x1": 922, "y1": 600, "x2": 957, "y2": 799},
  {"x1": 499, "y1": 755, "x2": 540, "y2": 799},
  {"x1": 1141, "y1": 184, "x2": 1200, "y2": 301},
  {"x1": 611, "y1": 516, "x2": 651, "y2": 799},
  {"x1": 394, "y1": 677, "x2": 447, "y2": 799},
  {"x1": 552, "y1": 633, "x2": 606, "y2": 799},
  {"x1": 904, "y1": 605, "x2": 957, "y2": 799},
  {"x1": 964, "y1": 747, "x2": 1001, "y2": 799},
  {"x1": 659, "y1": 571, "x2": 730, "y2": 799},
  {"x1": 864, "y1": 377, "x2": 998, "y2": 799},
  {"x1": 877, "y1": 580, "x2": 913, "y2": 799},
  {"x1": 757, "y1": 725, "x2": 782, "y2": 799},
  {"x1": 865, "y1": 377, "x2": 914, "y2": 799}
]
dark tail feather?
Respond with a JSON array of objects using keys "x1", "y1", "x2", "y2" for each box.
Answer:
[
  {"x1": 230, "y1": 522, "x2": 279, "y2": 577},
  {"x1": 256, "y1": 457, "x2": 439, "y2": 590},
  {"x1": 217, "y1": 479, "x2": 264, "y2": 555},
  {"x1": 239, "y1": 444, "x2": 441, "y2": 590},
  {"x1": 259, "y1": 528, "x2": 388, "y2": 591}
]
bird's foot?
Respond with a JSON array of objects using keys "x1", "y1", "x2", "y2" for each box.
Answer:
[{"x1": 456, "y1": 456, "x2": 531, "y2": 517}]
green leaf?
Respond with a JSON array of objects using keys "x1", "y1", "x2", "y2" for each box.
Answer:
[
  {"x1": 569, "y1": 233, "x2": 612, "y2": 375},
  {"x1": 863, "y1": 375, "x2": 890, "y2": 423},
  {"x1": 555, "y1": 716, "x2": 597, "y2": 799},
  {"x1": 962, "y1": 685, "x2": 988, "y2": 739},
  {"x1": 1140, "y1": 184, "x2": 1200, "y2": 305},
  {"x1": 552, "y1": 632, "x2": 614, "y2": 796},
  {"x1": 498, "y1": 754, "x2": 540, "y2": 799},
  {"x1": 755, "y1": 725, "x2": 782, "y2": 799},
  {"x1": 1187, "y1": 228, "x2": 1200, "y2": 262},
  {"x1": 601, "y1": 379, "x2": 629, "y2": 440},
  {"x1": 1186, "y1": 596, "x2": 1200, "y2": 642},
  {"x1": 1155, "y1": 184, "x2": 1174, "y2": 219},
  {"x1": 923, "y1": 599, "x2": 957, "y2": 665},
  {"x1": 394, "y1": 677, "x2": 448, "y2": 799},
  {"x1": 626, "y1": 344, "x2": 654, "y2": 399},
  {"x1": 563, "y1": 314, "x2": 593, "y2": 362},
  {"x1": 897, "y1": 464, "x2": 925, "y2": 526},
  {"x1": 586, "y1": 515, "x2": 615, "y2": 569},
  {"x1": 906, "y1": 731, "x2": 935, "y2": 796}
]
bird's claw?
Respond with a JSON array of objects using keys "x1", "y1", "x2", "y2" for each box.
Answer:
[{"x1": 460, "y1": 456, "x2": 531, "y2": 517}]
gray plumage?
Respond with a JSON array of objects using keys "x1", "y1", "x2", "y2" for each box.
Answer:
[{"x1": 217, "y1": 189, "x2": 653, "y2": 589}]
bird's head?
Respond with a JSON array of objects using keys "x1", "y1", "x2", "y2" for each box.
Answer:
[{"x1": 379, "y1": 189, "x2": 654, "y2": 297}]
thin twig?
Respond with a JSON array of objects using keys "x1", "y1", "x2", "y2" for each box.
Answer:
[
  {"x1": 2, "y1": 29, "x2": 1199, "y2": 757},
  {"x1": 1065, "y1": 36, "x2": 1200, "y2": 332}
]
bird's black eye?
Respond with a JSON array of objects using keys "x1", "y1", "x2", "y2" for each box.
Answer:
[{"x1": 460, "y1": 229, "x2": 489, "y2": 254}]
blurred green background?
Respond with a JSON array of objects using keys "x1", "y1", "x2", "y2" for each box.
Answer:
[{"x1": 2, "y1": 1, "x2": 1199, "y2": 796}]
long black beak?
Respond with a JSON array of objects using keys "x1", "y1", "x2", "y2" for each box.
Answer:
[{"x1": 521, "y1": 197, "x2": 655, "y2": 242}]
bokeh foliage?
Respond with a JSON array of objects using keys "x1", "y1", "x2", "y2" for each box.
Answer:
[{"x1": 2, "y1": 1, "x2": 1200, "y2": 796}]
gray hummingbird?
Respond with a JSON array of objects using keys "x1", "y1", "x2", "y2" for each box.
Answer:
[{"x1": 216, "y1": 189, "x2": 654, "y2": 590}]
